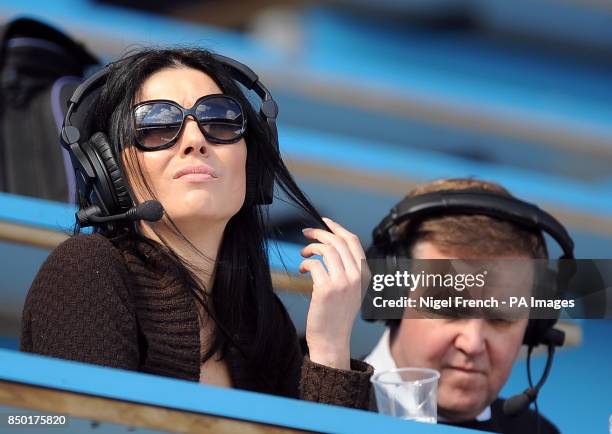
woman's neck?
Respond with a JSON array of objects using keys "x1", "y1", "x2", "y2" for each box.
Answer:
[{"x1": 139, "y1": 219, "x2": 227, "y2": 292}]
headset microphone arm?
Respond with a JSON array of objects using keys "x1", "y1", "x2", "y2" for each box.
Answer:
[
  {"x1": 503, "y1": 343, "x2": 556, "y2": 417},
  {"x1": 76, "y1": 201, "x2": 164, "y2": 227}
]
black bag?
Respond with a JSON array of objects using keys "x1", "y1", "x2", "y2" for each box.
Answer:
[{"x1": 0, "y1": 18, "x2": 99, "y2": 202}]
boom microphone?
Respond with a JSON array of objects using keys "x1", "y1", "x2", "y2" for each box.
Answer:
[{"x1": 76, "y1": 200, "x2": 164, "y2": 227}]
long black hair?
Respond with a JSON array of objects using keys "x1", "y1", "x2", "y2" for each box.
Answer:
[{"x1": 83, "y1": 48, "x2": 325, "y2": 392}]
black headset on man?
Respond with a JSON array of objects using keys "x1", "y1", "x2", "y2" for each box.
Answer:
[
  {"x1": 60, "y1": 53, "x2": 279, "y2": 228},
  {"x1": 367, "y1": 189, "x2": 575, "y2": 418}
]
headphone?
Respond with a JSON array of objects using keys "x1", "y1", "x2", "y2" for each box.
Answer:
[
  {"x1": 60, "y1": 52, "x2": 279, "y2": 224},
  {"x1": 366, "y1": 189, "x2": 574, "y2": 348}
]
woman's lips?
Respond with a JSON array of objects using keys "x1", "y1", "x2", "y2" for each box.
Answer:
[
  {"x1": 177, "y1": 173, "x2": 216, "y2": 182},
  {"x1": 173, "y1": 164, "x2": 218, "y2": 181}
]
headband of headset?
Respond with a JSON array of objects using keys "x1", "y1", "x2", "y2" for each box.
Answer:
[
  {"x1": 371, "y1": 189, "x2": 574, "y2": 259},
  {"x1": 60, "y1": 52, "x2": 279, "y2": 208}
]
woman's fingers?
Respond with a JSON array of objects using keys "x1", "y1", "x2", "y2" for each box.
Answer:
[
  {"x1": 299, "y1": 258, "x2": 330, "y2": 288},
  {"x1": 322, "y1": 217, "x2": 367, "y2": 262},
  {"x1": 302, "y1": 227, "x2": 359, "y2": 278},
  {"x1": 321, "y1": 217, "x2": 372, "y2": 292},
  {"x1": 300, "y1": 242, "x2": 345, "y2": 282}
]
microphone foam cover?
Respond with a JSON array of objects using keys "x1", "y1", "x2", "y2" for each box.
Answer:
[
  {"x1": 503, "y1": 392, "x2": 532, "y2": 417},
  {"x1": 136, "y1": 200, "x2": 164, "y2": 222}
]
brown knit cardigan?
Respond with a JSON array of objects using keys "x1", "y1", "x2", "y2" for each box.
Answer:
[{"x1": 20, "y1": 233, "x2": 372, "y2": 409}]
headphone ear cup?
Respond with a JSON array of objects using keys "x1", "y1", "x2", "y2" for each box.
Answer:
[
  {"x1": 523, "y1": 319, "x2": 556, "y2": 347},
  {"x1": 523, "y1": 320, "x2": 537, "y2": 346},
  {"x1": 88, "y1": 132, "x2": 132, "y2": 212},
  {"x1": 363, "y1": 243, "x2": 406, "y2": 323},
  {"x1": 362, "y1": 243, "x2": 380, "y2": 322}
]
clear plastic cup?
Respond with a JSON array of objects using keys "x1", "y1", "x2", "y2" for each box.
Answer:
[{"x1": 371, "y1": 367, "x2": 440, "y2": 423}]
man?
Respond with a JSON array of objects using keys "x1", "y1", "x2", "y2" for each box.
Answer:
[{"x1": 365, "y1": 178, "x2": 561, "y2": 433}]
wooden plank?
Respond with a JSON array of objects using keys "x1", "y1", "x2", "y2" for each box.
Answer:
[
  {"x1": 0, "y1": 221, "x2": 69, "y2": 250},
  {"x1": 0, "y1": 381, "x2": 311, "y2": 434}
]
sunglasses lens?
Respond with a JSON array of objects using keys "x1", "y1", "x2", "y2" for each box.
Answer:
[
  {"x1": 134, "y1": 103, "x2": 183, "y2": 148},
  {"x1": 196, "y1": 96, "x2": 245, "y2": 142}
]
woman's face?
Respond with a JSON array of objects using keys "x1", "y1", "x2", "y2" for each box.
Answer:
[{"x1": 125, "y1": 66, "x2": 247, "y2": 225}]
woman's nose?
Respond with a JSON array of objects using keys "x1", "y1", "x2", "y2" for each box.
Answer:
[{"x1": 178, "y1": 117, "x2": 207, "y2": 156}]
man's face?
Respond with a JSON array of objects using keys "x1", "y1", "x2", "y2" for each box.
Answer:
[{"x1": 389, "y1": 241, "x2": 529, "y2": 422}]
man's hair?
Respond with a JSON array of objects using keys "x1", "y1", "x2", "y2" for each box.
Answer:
[{"x1": 387, "y1": 178, "x2": 548, "y2": 334}]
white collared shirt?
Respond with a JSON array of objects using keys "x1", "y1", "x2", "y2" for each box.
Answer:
[{"x1": 365, "y1": 329, "x2": 492, "y2": 422}]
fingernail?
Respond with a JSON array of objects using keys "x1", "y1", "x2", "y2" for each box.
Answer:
[{"x1": 302, "y1": 228, "x2": 312, "y2": 233}]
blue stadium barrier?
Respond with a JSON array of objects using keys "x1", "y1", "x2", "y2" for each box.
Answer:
[{"x1": 0, "y1": 348, "x2": 475, "y2": 434}]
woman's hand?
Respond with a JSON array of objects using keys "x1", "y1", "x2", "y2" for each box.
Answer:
[{"x1": 300, "y1": 217, "x2": 370, "y2": 370}]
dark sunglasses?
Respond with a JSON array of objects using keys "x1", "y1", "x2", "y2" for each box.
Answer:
[{"x1": 132, "y1": 94, "x2": 247, "y2": 150}]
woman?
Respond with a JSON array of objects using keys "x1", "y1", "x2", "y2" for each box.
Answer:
[{"x1": 21, "y1": 48, "x2": 372, "y2": 409}]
